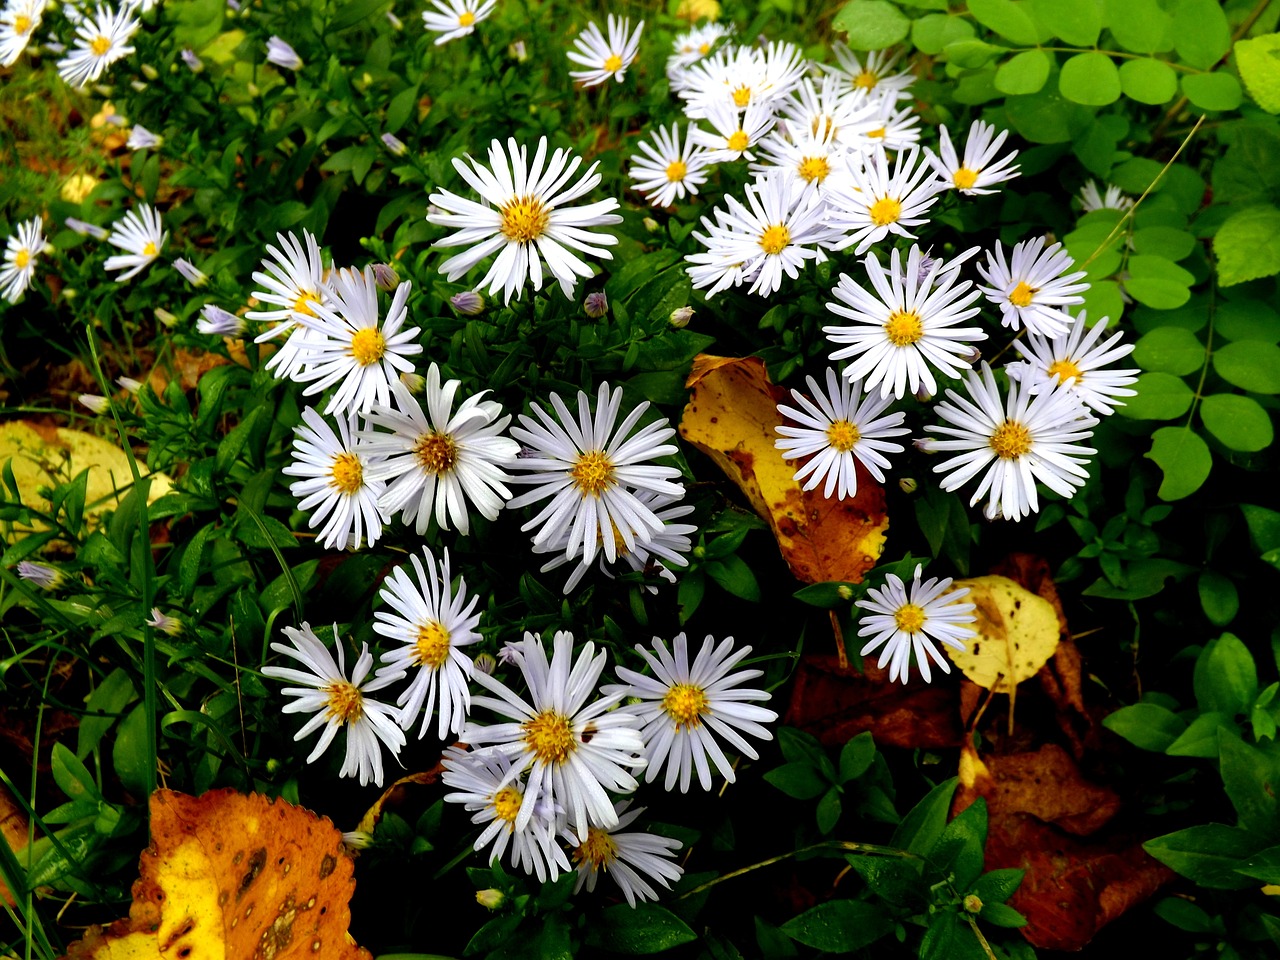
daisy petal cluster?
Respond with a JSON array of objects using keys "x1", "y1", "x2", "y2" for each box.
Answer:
[
  {"x1": 57, "y1": 3, "x2": 138, "y2": 88},
  {"x1": 855, "y1": 565, "x2": 976, "y2": 684},
  {"x1": 629, "y1": 123, "x2": 711, "y2": 208},
  {"x1": 283, "y1": 406, "x2": 387, "y2": 550},
  {"x1": 565, "y1": 801, "x2": 684, "y2": 907},
  {"x1": 1, "y1": 217, "x2": 44, "y2": 303},
  {"x1": 1007, "y1": 310, "x2": 1139, "y2": 415},
  {"x1": 976, "y1": 237, "x2": 1089, "y2": 339},
  {"x1": 246, "y1": 229, "x2": 331, "y2": 378},
  {"x1": 825, "y1": 148, "x2": 941, "y2": 255},
  {"x1": 0, "y1": 0, "x2": 46, "y2": 67},
  {"x1": 104, "y1": 204, "x2": 167, "y2": 283},
  {"x1": 567, "y1": 15, "x2": 644, "y2": 87},
  {"x1": 423, "y1": 0, "x2": 495, "y2": 45},
  {"x1": 927, "y1": 120, "x2": 1020, "y2": 196},
  {"x1": 667, "y1": 22, "x2": 730, "y2": 82},
  {"x1": 1078, "y1": 179, "x2": 1134, "y2": 213}
]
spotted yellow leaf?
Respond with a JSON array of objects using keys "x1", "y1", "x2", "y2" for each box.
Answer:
[{"x1": 944, "y1": 575, "x2": 1060, "y2": 692}]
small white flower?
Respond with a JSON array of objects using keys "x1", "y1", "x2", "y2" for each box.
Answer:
[
  {"x1": 361, "y1": 366, "x2": 519, "y2": 535},
  {"x1": 825, "y1": 148, "x2": 940, "y2": 255},
  {"x1": 262, "y1": 622, "x2": 406, "y2": 787},
  {"x1": 282, "y1": 406, "x2": 386, "y2": 550},
  {"x1": 919, "y1": 362, "x2": 1098, "y2": 521},
  {"x1": 1008, "y1": 310, "x2": 1139, "y2": 416},
  {"x1": 247, "y1": 230, "x2": 331, "y2": 378},
  {"x1": 427, "y1": 137, "x2": 622, "y2": 304},
  {"x1": 78, "y1": 393, "x2": 110, "y2": 414},
  {"x1": 197, "y1": 304, "x2": 245, "y2": 336},
  {"x1": 17, "y1": 560, "x2": 63, "y2": 590},
  {"x1": 779, "y1": 74, "x2": 881, "y2": 153},
  {"x1": 629, "y1": 123, "x2": 711, "y2": 209},
  {"x1": 180, "y1": 47, "x2": 203, "y2": 71},
  {"x1": 679, "y1": 40, "x2": 805, "y2": 117},
  {"x1": 822, "y1": 45, "x2": 913, "y2": 102},
  {"x1": 565, "y1": 801, "x2": 684, "y2": 907},
  {"x1": 56, "y1": 3, "x2": 138, "y2": 88},
  {"x1": 855, "y1": 565, "x2": 976, "y2": 684},
  {"x1": 1, "y1": 217, "x2": 44, "y2": 303},
  {"x1": 775, "y1": 368, "x2": 909, "y2": 500},
  {"x1": 104, "y1": 204, "x2": 166, "y2": 282},
  {"x1": 126, "y1": 124, "x2": 161, "y2": 151},
  {"x1": 173, "y1": 258, "x2": 208, "y2": 287},
  {"x1": 927, "y1": 120, "x2": 1020, "y2": 195},
  {"x1": 753, "y1": 123, "x2": 857, "y2": 198},
  {"x1": 266, "y1": 35, "x2": 302, "y2": 70},
  {"x1": 145, "y1": 607, "x2": 183, "y2": 636},
  {"x1": 66, "y1": 217, "x2": 108, "y2": 240},
  {"x1": 0, "y1": 0, "x2": 46, "y2": 67},
  {"x1": 857, "y1": 99, "x2": 922, "y2": 154},
  {"x1": 667, "y1": 22, "x2": 729, "y2": 77},
  {"x1": 689, "y1": 99, "x2": 775, "y2": 163},
  {"x1": 422, "y1": 0, "x2": 496, "y2": 44},
  {"x1": 1078, "y1": 179, "x2": 1133, "y2": 213},
  {"x1": 976, "y1": 237, "x2": 1090, "y2": 339},
  {"x1": 373, "y1": 546, "x2": 482, "y2": 739},
  {"x1": 567, "y1": 15, "x2": 644, "y2": 87},
  {"x1": 607, "y1": 633, "x2": 777, "y2": 793}
]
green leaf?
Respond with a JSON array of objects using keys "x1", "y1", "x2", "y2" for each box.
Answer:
[
  {"x1": 816, "y1": 788, "x2": 843, "y2": 834},
  {"x1": 1181, "y1": 73, "x2": 1244, "y2": 111},
  {"x1": 1126, "y1": 255, "x2": 1195, "y2": 310},
  {"x1": 1236, "y1": 845, "x2": 1280, "y2": 884},
  {"x1": 386, "y1": 84, "x2": 420, "y2": 134},
  {"x1": 1059, "y1": 52, "x2": 1122, "y2": 106},
  {"x1": 792, "y1": 581, "x2": 858, "y2": 608},
  {"x1": 839, "y1": 732, "x2": 876, "y2": 783},
  {"x1": 588, "y1": 904, "x2": 697, "y2": 954},
  {"x1": 1242, "y1": 504, "x2": 1280, "y2": 553},
  {"x1": 832, "y1": 0, "x2": 911, "y2": 49},
  {"x1": 972, "y1": 868, "x2": 1025, "y2": 904},
  {"x1": 1215, "y1": 205, "x2": 1280, "y2": 286},
  {"x1": 1029, "y1": 0, "x2": 1100, "y2": 45},
  {"x1": 967, "y1": 0, "x2": 1040, "y2": 44},
  {"x1": 1106, "y1": 0, "x2": 1171, "y2": 53},
  {"x1": 1132, "y1": 226, "x2": 1196, "y2": 262},
  {"x1": 765, "y1": 762, "x2": 829, "y2": 800},
  {"x1": 112, "y1": 704, "x2": 151, "y2": 798},
  {"x1": 1145, "y1": 824, "x2": 1263, "y2": 888},
  {"x1": 892, "y1": 777, "x2": 958, "y2": 858},
  {"x1": 933, "y1": 798, "x2": 988, "y2": 888},
  {"x1": 1199, "y1": 570, "x2": 1241, "y2": 627},
  {"x1": 979, "y1": 902, "x2": 1028, "y2": 927},
  {"x1": 1119, "y1": 58, "x2": 1178, "y2": 104},
  {"x1": 1145, "y1": 427, "x2": 1212, "y2": 501},
  {"x1": 705, "y1": 555, "x2": 761, "y2": 602},
  {"x1": 1154, "y1": 896, "x2": 1215, "y2": 933},
  {"x1": 1217, "y1": 299, "x2": 1280, "y2": 342},
  {"x1": 945, "y1": 39, "x2": 1008, "y2": 69},
  {"x1": 329, "y1": 0, "x2": 388, "y2": 30},
  {"x1": 1173, "y1": 0, "x2": 1231, "y2": 67},
  {"x1": 1133, "y1": 327, "x2": 1204, "y2": 375},
  {"x1": 778, "y1": 727, "x2": 828, "y2": 766},
  {"x1": 780, "y1": 901, "x2": 893, "y2": 953},
  {"x1": 1235, "y1": 34, "x2": 1280, "y2": 113},
  {"x1": 1200, "y1": 394, "x2": 1274, "y2": 452},
  {"x1": 1195, "y1": 633, "x2": 1258, "y2": 717},
  {"x1": 1004, "y1": 88, "x2": 1085, "y2": 143},
  {"x1": 1081, "y1": 280, "x2": 1126, "y2": 325},
  {"x1": 51, "y1": 743, "x2": 99, "y2": 802},
  {"x1": 1213, "y1": 341, "x2": 1280, "y2": 394},
  {"x1": 1167, "y1": 712, "x2": 1237, "y2": 757},
  {"x1": 995, "y1": 50, "x2": 1052, "y2": 94},
  {"x1": 1218, "y1": 730, "x2": 1280, "y2": 839},
  {"x1": 77, "y1": 668, "x2": 136, "y2": 759},
  {"x1": 912, "y1": 14, "x2": 976, "y2": 55},
  {"x1": 1102, "y1": 703, "x2": 1188, "y2": 751}
]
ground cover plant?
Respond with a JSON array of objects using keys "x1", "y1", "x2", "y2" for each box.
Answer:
[{"x1": 2, "y1": 0, "x2": 1280, "y2": 957}]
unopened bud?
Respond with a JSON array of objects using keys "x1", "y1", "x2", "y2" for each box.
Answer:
[
  {"x1": 386, "y1": 10, "x2": 403, "y2": 29},
  {"x1": 78, "y1": 394, "x2": 109, "y2": 414},
  {"x1": 476, "y1": 888, "x2": 504, "y2": 909},
  {"x1": 642, "y1": 216, "x2": 660, "y2": 233},
  {"x1": 174, "y1": 258, "x2": 209, "y2": 287},
  {"x1": 371, "y1": 262, "x2": 399, "y2": 290},
  {"x1": 914, "y1": 384, "x2": 932, "y2": 403},
  {"x1": 197, "y1": 304, "x2": 245, "y2": 336},
  {"x1": 669, "y1": 306, "x2": 694, "y2": 328},
  {"x1": 181, "y1": 48, "x2": 204, "y2": 72},
  {"x1": 473, "y1": 652, "x2": 497, "y2": 676},
  {"x1": 141, "y1": 63, "x2": 159, "y2": 81},
  {"x1": 17, "y1": 561, "x2": 64, "y2": 590},
  {"x1": 381, "y1": 132, "x2": 407, "y2": 156},
  {"x1": 898, "y1": 477, "x2": 918, "y2": 494},
  {"x1": 584, "y1": 291, "x2": 608, "y2": 318},
  {"x1": 508, "y1": 40, "x2": 528, "y2": 62},
  {"x1": 117, "y1": 376, "x2": 143, "y2": 394},
  {"x1": 836, "y1": 584, "x2": 853, "y2": 600},
  {"x1": 342, "y1": 830, "x2": 373, "y2": 850},
  {"x1": 154, "y1": 308, "x2": 178, "y2": 328},
  {"x1": 963, "y1": 894, "x2": 983, "y2": 914},
  {"x1": 450, "y1": 290, "x2": 484, "y2": 316},
  {"x1": 961, "y1": 346, "x2": 982, "y2": 364}
]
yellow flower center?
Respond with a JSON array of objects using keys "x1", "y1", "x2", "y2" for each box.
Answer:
[
  {"x1": 90, "y1": 35, "x2": 111, "y2": 57},
  {"x1": 329, "y1": 452, "x2": 364, "y2": 494},
  {"x1": 1048, "y1": 358, "x2": 1083, "y2": 383},
  {"x1": 292, "y1": 291, "x2": 320, "y2": 316},
  {"x1": 953, "y1": 167, "x2": 980, "y2": 190},
  {"x1": 893, "y1": 603, "x2": 925, "y2": 634},
  {"x1": 142, "y1": 241, "x2": 158, "y2": 257},
  {"x1": 492, "y1": 786, "x2": 522, "y2": 823},
  {"x1": 759, "y1": 224, "x2": 790, "y2": 255},
  {"x1": 523, "y1": 710, "x2": 575, "y2": 765},
  {"x1": 869, "y1": 197, "x2": 902, "y2": 226},
  {"x1": 698, "y1": 42, "x2": 711, "y2": 54},
  {"x1": 867, "y1": 126, "x2": 886, "y2": 139},
  {"x1": 13, "y1": 249, "x2": 30, "y2": 269},
  {"x1": 885, "y1": 310, "x2": 924, "y2": 347},
  {"x1": 732, "y1": 85, "x2": 752, "y2": 107},
  {"x1": 797, "y1": 155, "x2": 831, "y2": 183},
  {"x1": 665, "y1": 159, "x2": 688, "y2": 182},
  {"x1": 726, "y1": 129, "x2": 750, "y2": 152},
  {"x1": 350, "y1": 327, "x2": 386, "y2": 366},
  {"x1": 412, "y1": 621, "x2": 452, "y2": 669},
  {"x1": 571, "y1": 449, "x2": 616, "y2": 496},
  {"x1": 854, "y1": 69, "x2": 879, "y2": 90},
  {"x1": 499, "y1": 195, "x2": 550, "y2": 244},
  {"x1": 1009, "y1": 281, "x2": 1037, "y2": 308},
  {"x1": 573, "y1": 827, "x2": 619, "y2": 870},
  {"x1": 989, "y1": 420, "x2": 1033, "y2": 460},
  {"x1": 604, "y1": 53, "x2": 624, "y2": 72},
  {"x1": 414, "y1": 431, "x2": 458, "y2": 475},
  {"x1": 825, "y1": 419, "x2": 860, "y2": 452},
  {"x1": 324, "y1": 680, "x2": 364, "y2": 723},
  {"x1": 458, "y1": 10, "x2": 475, "y2": 25},
  {"x1": 661, "y1": 682, "x2": 709, "y2": 730},
  {"x1": 14, "y1": 14, "x2": 31, "y2": 34}
]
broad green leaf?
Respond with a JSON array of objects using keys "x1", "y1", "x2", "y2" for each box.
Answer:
[
  {"x1": 933, "y1": 798, "x2": 988, "y2": 888},
  {"x1": 1059, "y1": 52, "x2": 1122, "y2": 106},
  {"x1": 1126, "y1": 255, "x2": 1194, "y2": 310},
  {"x1": 780, "y1": 900, "x2": 893, "y2": 952},
  {"x1": 1214, "y1": 205, "x2": 1280, "y2": 286},
  {"x1": 1195, "y1": 633, "x2": 1258, "y2": 717},
  {"x1": 1213, "y1": 341, "x2": 1280, "y2": 394},
  {"x1": 1102, "y1": 703, "x2": 1187, "y2": 751},
  {"x1": 77, "y1": 668, "x2": 136, "y2": 759},
  {"x1": 588, "y1": 904, "x2": 697, "y2": 954},
  {"x1": 1173, "y1": 0, "x2": 1232, "y2": 69},
  {"x1": 1200, "y1": 394, "x2": 1274, "y2": 452},
  {"x1": 839, "y1": 732, "x2": 876, "y2": 782},
  {"x1": 816, "y1": 789, "x2": 842, "y2": 834},
  {"x1": 945, "y1": 39, "x2": 1008, "y2": 69},
  {"x1": 1154, "y1": 897, "x2": 1215, "y2": 933},
  {"x1": 764, "y1": 762, "x2": 828, "y2": 800},
  {"x1": 892, "y1": 777, "x2": 958, "y2": 858},
  {"x1": 1235, "y1": 33, "x2": 1280, "y2": 113},
  {"x1": 112, "y1": 704, "x2": 152, "y2": 798},
  {"x1": 1080, "y1": 280, "x2": 1125, "y2": 326},
  {"x1": 912, "y1": 14, "x2": 976, "y2": 55},
  {"x1": 833, "y1": 0, "x2": 911, "y2": 49},
  {"x1": 1004, "y1": 88, "x2": 1083, "y2": 143},
  {"x1": 967, "y1": 0, "x2": 1040, "y2": 44},
  {"x1": 1166, "y1": 711, "x2": 1237, "y2": 757},
  {"x1": 51, "y1": 743, "x2": 99, "y2": 802},
  {"x1": 1133, "y1": 327, "x2": 1204, "y2": 375},
  {"x1": 1198, "y1": 570, "x2": 1241, "y2": 627},
  {"x1": 1145, "y1": 426, "x2": 1212, "y2": 501},
  {"x1": 1145, "y1": 824, "x2": 1262, "y2": 889},
  {"x1": 995, "y1": 50, "x2": 1051, "y2": 94},
  {"x1": 1242, "y1": 504, "x2": 1280, "y2": 553},
  {"x1": 1029, "y1": 0, "x2": 1100, "y2": 45},
  {"x1": 979, "y1": 902, "x2": 1028, "y2": 927},
  {"x1": 1117, "y1": 372, "x2": 1194, "y2": 420},
  {"x1": 1105, "y1": 0, "x2": 1172, "y2": 53},
  {"x1": 1119, "y1": 58, "x2": 1178, "y2": 104},
  {"x1": 1216, "y1": 299, "x2": 1280, "y2": 342},
  {"x1": 972, "y1": 867, "x2": 1025, "y2": 904},
  {"x1": 1236, "y1": 846, "x2": 1280, "y2": 884},
  {"x1": 1181, "y1": 73, "x2": 1244, "y2": 111},
  {"x1": 1131, "y1": 226, "x2": 1196, "y2": 262},
  {"x1": 1218, "y1": 730, "x2": 1280, "y2": 839}
]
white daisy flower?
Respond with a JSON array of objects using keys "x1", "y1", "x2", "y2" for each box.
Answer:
[
  {"x1": 565, "y1": 801, "x2": 684, "y2": 907},
  {"x1": 976, "y1": 237, "x2": 1090, "y2": 339},
  {"x1": 779, "y1": 75, "x2": 881, "y2": 152},
  {"x1": 753, "y1": 123, "x2": 857, "y2": 198},
  {"x1": 265, "y1": 35, "x2": 302, "y2": 70},
  {"x1": 927, "y1": 120, "x2": 1019, "y2": 195},
  {"x1": 608, "y1": 633, "x2": 777, "y2": 793},
  {"x1": 920, "y1": 362, "x2": 1099, "y2": 521},
  {"x1": 824, "y1": 244, "x2": 986, "y2": 400},
  {"x1": 567, "y1": 15, "x2": 643, "y2": 87},
  {"x1": 262, "y1": 622, "x2": 406, "y2": 787},
  {"x1": 1008, "y1": 310, "x2": 1139, "y2": 416},
  {"x1": 689, "y1": 99, "x2": 776, "y2": 163},
  {"x1": 294, "y1": 266, "x2": 422, "y2": 416},
  {"x1": 422, "y1": 0, "x2": 495, "y2": 44},
  {"x1": 822, "y1": 45, "x2": 914, "y2": 102},
  {"x1": 775, "y1": 368, "x2": 909, "y2": 500},
  {"x1": 104, "y1": 204, "x2": 166, "y2": 282},
  {"x1": 441, "y1": 745, "x2": 572, "y2": 883},
  {"x1": 246, "y1": 230, "x2": 331, "y2": 377},
  {"x1": 854, "y1": 565, "x2": 976, "y2": 684},
  {"x1": 629, "y1": 123, "x2": 711, "y2": 208},
  {"x1": 56, "y1": 3, "x2": 138, "y2": 88},
  {"x1": 857, "y1": 99, "x2": 923, "y2": 154},
  {"x1": 373, "y1": 546, "x2": 481, "y2": 739},
  {"x1": 0, "y1": 0, "x2": 46, "y2": 67},
  {"x1": 362, "y1": 367, "x2": 519, "y2": 535},
  {"x1": 1, "y1": 217, "x2": 44, "y2": 304},
  {"x1": 1078, "y1": 179, "x2": 1134, "y2": 213},
  {"x1": 126, "y1": 124, "x2": 161, "y2": 151},
  {"x1": 428, "y1": 137, "x2": 622, "y2": 304},
  {"x1": 463, "y1": 630, "x2": 647, "y2": 837},
  {"x1": 825, "y1": 148, "x2": 939, "y2": 255},
  {"x1": 685, "y1": 171, "x2": 832, "y2": 298},
  {"x1": 667, "y1": 21, "x2": 729, "y2": 77},
  {"x1": 282, "y1": 406, "x2": 387, "y2": 550},
  {"x1": 507, "y1": 381, "x2": 684, "y2": 566}
]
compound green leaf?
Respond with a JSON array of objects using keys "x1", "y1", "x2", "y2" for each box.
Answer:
[
  {"x1": 1118, "y1": 58, "x2": 1178, "y2": 104},
  {"x1": 1213, "y1": 341, "x2": 1280, "y2": 394},
  {"x1": 1235, "y1": 33, "x2": 1280, "y2": 113},
  {"x1": 1145, "y1": 426, "x2": 1212, "y2": 501},
  {"x1": 945, "y1": 39, "x2": 1008, "y2": 69},
  {"x1": 1132, "y1": 226, "x2": 1196, "y2": 261},
  {"x1": 1181, "y1": 73, "x2": 1244, "y2": 111},
  {"x1": 1030, "y1": 0, "x2": 1100, "y2": 45},
  {"x1": 1133, "y1": 327, "x2": 1204, "y2": 375},
  {"x1": 833, "y1": 0, "x2": 911, "y2": 49},
  {"x1": 1059, "y1": 52, "x2": 1122, "y2": 105},
  {"x1": 1200, "y1": 394, "x2": 1274, "y2": 451},
  {"x1": 1118, "y1": 372, "x2": 1194, "y2": 420},
  {"x1": 995, "y1": 49, "x2": 1052, "y2": 94},
  {"x1": 1106, "y1": 0, "x2": 1172, "y2": 53},
  {"x1": 1215, "y1": 205, "x2": 1280, "y2": 286},
  {"x1": 1216, "y1": 299, "x2": 1280, "y2": 342},
  {"x1": 912, "y1": 14, "x2": 976, "y2": 55},
  {"x1": 1172, "y1": 0, "x2": 1231, "y2": 68},
  {"x1": 967, "y1": 0, "x2": 1040, "y2": 44}
]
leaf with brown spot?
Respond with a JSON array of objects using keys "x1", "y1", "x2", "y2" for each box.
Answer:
[
  {"x1": 60, "y1": 789, "x2": 372, "y2": 960},
  {"x1": 679, "y1": 355, "x2": 889, "y2": 584},
  {"x1": 355, "y1": 765, "x2": 445, "y2": 837},
  {"x1": 945, "y1": 576, "x2": 1060, "y2": 693}
]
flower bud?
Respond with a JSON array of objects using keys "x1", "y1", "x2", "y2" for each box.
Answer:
[
  {"x1": 963, "y1": 894, "x2": 983, "y2": 914},
  {"x1": 371, "y1": 262, "x2": 399, "y2": 290},
  {"x1": 399, "y1": 371, "x2": 426, "y2": 393},
  {"x1": 669, "y1": 306, "x2": 694, "y2": 328},
  {"x1": 450, "y1": 290, "x2": 485, "y2": 316},
  {"x1": 181, "y1": 48, "x2": 204, "y2": 72},
  {"x1": 17, "y1": 561, "x2": 64, "y2": 591},
  {"x1": 898, "y1": 477, "x2": 918, "y2": 494},
  {"x1": 476, "y1": 889, "x2": 505, "y2": 910},
  {"x1": 381, "y1": 132, "x2": 407, "y2": 157},
  {"x1": 473, "y1": 652, "x2": 497, "y2": 676},
  {"x1": 117, "y1": 376, "x2": 143, "y2": 394},
  {"x1": 197, "y1": 304, "x2": 245, "y2": 336},
  {"x1": 78, "y1": 394, "x2": 109, "y2": 414},
  {"x1": 174, "y1": 258, "x2": 208, "y2": 287},
  {"x1": 584, "y1": 291, "x2": 608, "y2": 318},
  {"x1": 642, "y1": 216, "x2": 660, "y2": 233}
]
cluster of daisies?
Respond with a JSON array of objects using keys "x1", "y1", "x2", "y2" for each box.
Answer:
[{"x1": 1, "y1": 0, "x2": 147, "y2": 86}]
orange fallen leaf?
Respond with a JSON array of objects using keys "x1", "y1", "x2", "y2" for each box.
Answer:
[
  {"x1": 0, "y1": 781, "x2": 30, "y2": 907},
  {"x1": 680, "y1": 355, "x2": 889, "y2": 585},
  {"x1": 61, "y1": 789, "x2": 372, "y2": 960}
]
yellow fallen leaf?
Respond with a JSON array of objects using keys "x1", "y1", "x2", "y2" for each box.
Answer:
[
  {"x1": 679, "y1": 355, "x2": 889, "y2": 585},
  {"x1": 945, "y1": 575, "x2": 1060, "y2": 693}
]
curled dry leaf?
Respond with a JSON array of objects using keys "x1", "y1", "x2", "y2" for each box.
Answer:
[
  {"x1": 61, "y1": 789, "x2": 371, "y2": 960},
  {"x1": 944, "y1": 575, "x2": 1060, "y2": 693},
  {"x1": 679, "y1": 355, "x2": 889, "y2": 585}
]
